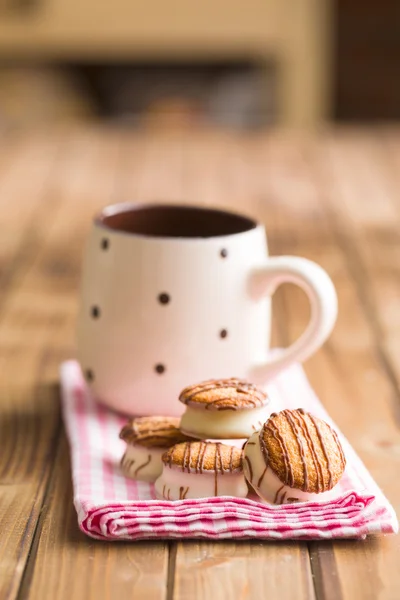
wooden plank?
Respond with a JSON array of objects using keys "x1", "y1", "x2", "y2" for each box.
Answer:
[
  {"x1": 19, "y1": 432, "x2": 168, "y2": 600},
  {"x1": 0, "y1": 131, "x2": 131, "y2": 599},
  {"x1": 10, "y1": 130, "x2": 170, "y2": 600},
  {"x1": 313, "y1": 133, "x2": 400, "y2": 600},
  {"x1": 0, "y1": 135, "x2": 67, "y2": 600},
  {"x1": 0, "y1": 134, "x2": 61, "y2": 301},
  {"x1": 255, "y1": 131, "x2": 400, "y2": 600},
  {"x1": 320, "y1": 131, "x2": 400, "y2": 390},
  {"x1": 173, "y1": 541, "x2": 314, "y2": 600}
]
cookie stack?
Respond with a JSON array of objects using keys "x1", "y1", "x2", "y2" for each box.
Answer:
[{"x1": 119, "y1": 378, "x2": 346, "y2": 504}]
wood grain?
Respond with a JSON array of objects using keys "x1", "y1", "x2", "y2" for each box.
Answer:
[
  {"x1": 313, "y1": 133, "x2": 400, "y2": 600},
  {"x1": 0, "y1": 135, "x2": 65, "y2": 600},
  {"x1": 18, "y1": 433, "x2": 169, "y2": 600},
  {"x1": 258, "y1": 132, "x2": 400, "y2": 600},
  {"x1": 2, "y1": 129, "x2": 172, "y2": 600},
  {"x1": 0, "y1": 128, "x2": 399, "y2": 600},
  {"x1": 173, "y1": 541, "x2": 314, "y2": 600}
]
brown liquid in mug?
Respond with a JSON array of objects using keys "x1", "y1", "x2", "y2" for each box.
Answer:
[{"x1": 97, "y1": 204, "x2": 257, "y2": 238}]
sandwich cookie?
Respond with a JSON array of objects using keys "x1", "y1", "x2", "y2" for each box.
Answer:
[
  {"x1": 243, "y1": 409, "x2": 346, "y2": 504},
  {"x1": 179, "y1": 378, "x2": 271, "y2": 439},
  {"x1": 155, "y1": 440, "x2": 247, "y2": 500},
  {"x1": 119, "y1": 416, "x2": 193, "y2": 482}
]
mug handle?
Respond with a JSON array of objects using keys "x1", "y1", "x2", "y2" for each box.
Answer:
[{"x1": 249, "y1": 256, "x2": 338, "y2": 382}]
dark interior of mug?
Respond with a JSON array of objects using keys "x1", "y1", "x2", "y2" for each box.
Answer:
[{"x1": 97, "y1": 204, "x2": 257, "y2": 238}]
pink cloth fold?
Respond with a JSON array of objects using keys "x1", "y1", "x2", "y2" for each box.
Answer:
[{"x1": 60, "y1": 360, "x2": 398, "y2": 541}]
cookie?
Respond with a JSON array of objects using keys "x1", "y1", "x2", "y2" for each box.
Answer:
[
  {"x1": 179, "y1": 377, "x2": 271, "y2": 439},
  {"x1": 119, "y1": 416, "x2": 193, "y2": 482},
  {"x1": 243, "y1": 409, "x2": 346, "y2": 504},
  {"x1": 154, "y1": 440, "x2": 247, "y2": 500}
]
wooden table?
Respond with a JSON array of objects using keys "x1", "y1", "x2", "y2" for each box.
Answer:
[{"x1": 1, "y1": 127, "x2": 399, "y2": 600}]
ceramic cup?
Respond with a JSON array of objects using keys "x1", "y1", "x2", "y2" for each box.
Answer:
[{"x1": 76, "y1": 204, "x2": 337, "y2": 416}]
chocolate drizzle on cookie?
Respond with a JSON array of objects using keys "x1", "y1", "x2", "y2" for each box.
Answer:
[
  {"x1": 259, "y1": 409, "x2": 346, "y2": 494},
  {"x1": 257, "y1": 465, "x2": 268, "y2": 488},
  {"x1": 266, "y1": 418, "x2": 295, "y2": 487},
  {"x1": 292, "y1": 409, "x2": 325, "y2": 492},
  {"x1": 179, "y1": 486, "x2": 189, "y2": 500},
  {"x1": 162, "y1": 441, "x2": 243, "y2": 476},
  {"x1": 244, "y1": 456, "x2": 253, "y2": 483},
  {"x1": 179, "y1": 378, "x2": 268, "y2": 411},
  {"x1": 134, "y1": 454, "x2": 152, "y2": 477},
  {"x1": 273, "y1": 484, "x2": 285, "y2": 504},
  {"x1": 284, "y1": 409, "x2": 309, "y2": 491},
  {"x1": 120, "y1": 452, "x2": 152, "y2": 478},
  {"x1": 196, "y1": 441, "x2": 207, "y2": 474},
  {"x1": 121, "y1": 453, "x2": 135, "y2": 473},
  {"x1": 162, "y1": 485, "x2": 171, "y2": 500}
]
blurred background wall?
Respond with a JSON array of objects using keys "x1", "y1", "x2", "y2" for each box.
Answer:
[{"x1": 0, "y1": 0, "x2": 398, "y2": 132}]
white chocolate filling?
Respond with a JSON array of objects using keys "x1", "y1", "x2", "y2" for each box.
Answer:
[
  {"x1": 243, "y1": 432, "x2": 339, "y2": 504},
  {"x1": 155, "y1": 465, "x2": 248, "y2": 500},
  {"x1": 121, "y1": 444, "x2": 165, "y2": 483},
  {"x1": 179, "y1": 405, "x2": 272, "y2": 439}
]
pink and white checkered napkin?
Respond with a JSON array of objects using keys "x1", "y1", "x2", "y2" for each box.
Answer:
[{"x1": 60, "y1": 360, "x2": 398, "y2": 541}]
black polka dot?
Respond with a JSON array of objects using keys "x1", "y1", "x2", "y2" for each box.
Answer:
[
  {"x1": 220, "y1": 329, "x2": 228, "y2": 339},
  {"x1": 158, "y1": 293, "x2": 170, "y2": 305},
  {"x1": 91, "y1": 306, "x2": 101, "y2": 319},
  {"x1": 101, "y1": 238, "x2": 109, "y2": 250},
  {"x1": 220, "y1": 248, "x2": 228, "y2": 258},
  {"x1": 85, "y1": 369, "x2": 94, "y2": 382},
  {"x1": 155, "y1": 364, "x2": 166, "y2": 374}
]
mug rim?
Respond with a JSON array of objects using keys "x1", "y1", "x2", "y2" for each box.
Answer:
[{"x1": 94, "y1": 202, "x2": 259, "y2": 240}]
